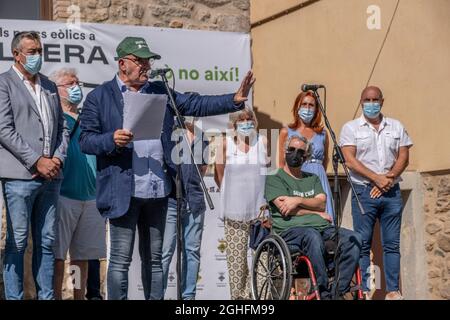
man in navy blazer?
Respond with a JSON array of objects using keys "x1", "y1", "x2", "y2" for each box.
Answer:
[{"x1": 79, "y1": 36, "x2": 255, "y2": 300}]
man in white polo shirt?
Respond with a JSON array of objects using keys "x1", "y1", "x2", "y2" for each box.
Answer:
[{"x1": 340, "y1": 86, "x2": 413, "y2": 300}]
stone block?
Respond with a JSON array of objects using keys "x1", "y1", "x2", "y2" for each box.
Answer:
[
  {"x1": 148, "y1": 4, "x2": 166, "y2": 17},
  {"x1": 98, "y1": 0, "x2": 112, "y2": 8},
  {"x1": 169, "y1": 20, "x2": 184, "y2": 28},
  {"x1": 194, "y1": 0, "x2": 231, "y2": 8},
  {"x1": 195, "y1": 8, "x2": 211, "y2": 22},
  {"x1": 428, "y1": 268, "x2": 440, "y2": 279},
  {"x1": 426, "y1": 222, "x2": 442, "y2": 235},
  {"x1": 87, "y1": 0, "x2": 98, "y2": 9},
  {"x1": 166, "y1": 7, "x2": 192, "y2": 18},
  {"x1": 216, "y1": 13, "x2": 250, "y2": 32},
  {"x1": 232, "y1": 0, "x2": 249, "y2": 10},
  {"x1": 90, "y1": 8, "x2": 109, "y2": 22},
  {"x1": 437, "y1": 235, "x2": 450, "y2": 252},
  {"x1": 439, "y1": 283, "x2": 450, "y2": 299},
  {"x1": 131, "y1": 4, "x2": 145, "y2": 19}
]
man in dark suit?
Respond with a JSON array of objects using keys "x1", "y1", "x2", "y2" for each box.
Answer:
[
  {"x1": 0, "y1": 31, "x2": 69, "y2": 300},
  {"x1": 79, "y1": 36, "x2": 255, "y2": 300}
]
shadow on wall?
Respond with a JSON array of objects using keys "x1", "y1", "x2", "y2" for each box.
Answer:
[{"x1": 253, "y1": 105, "x2": 284, "y2": 162}]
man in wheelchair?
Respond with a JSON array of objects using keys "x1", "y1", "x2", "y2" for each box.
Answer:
[{"x1": 265, "y1": 135, "x2": 362, "y2": 300}]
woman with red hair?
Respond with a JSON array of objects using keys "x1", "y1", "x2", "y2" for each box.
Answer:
[{"x1": 278, "y1": 91, "x2": 334, "y2": 221}]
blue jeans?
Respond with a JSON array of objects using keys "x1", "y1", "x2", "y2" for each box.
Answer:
[
  {"x1": 281, "y1": 226, "x2": 362, "y2": 299},
  {"x1": 351, "y1": 183, "x2": 404, "y2": 292},
  {"x1": 162, "y1": 198, "x2": 205, "y2": 300},
  {"x1": 107, "y1": 197, "x2": 168, "y2": 300},
  {"x1": 1, "y1": 178, "x2": 61, "y2": 300}
]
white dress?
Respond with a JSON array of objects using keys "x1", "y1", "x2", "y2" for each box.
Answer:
[{"x1": 219, "y1": 134, "x2": 267, "y2": 222}]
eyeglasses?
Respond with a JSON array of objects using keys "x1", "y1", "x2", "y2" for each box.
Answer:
[
  {"x1": 122, "y1": 57, "x2": 154, "y2": 67},
  {"x1": 57, "y1": 81, "x2": 82, "y2": 88}
]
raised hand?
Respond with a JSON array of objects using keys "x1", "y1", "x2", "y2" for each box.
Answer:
[{"x1": 233, "y1": 70, "x2": 256, "y2": 104}]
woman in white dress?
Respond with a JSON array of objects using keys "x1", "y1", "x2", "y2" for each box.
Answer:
[{"x1": 214, "y1": 106, "x2": 268, "y2": 300}]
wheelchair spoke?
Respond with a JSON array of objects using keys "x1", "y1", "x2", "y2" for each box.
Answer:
[
  {"x1": 267, "y1": 276, "x2": 281, "y2": 299},
  {"x1": 257, "y1": 257, "x2": 269, "y2": 274},
  {"x1": 269, "y1": 256, "x2": 284, "y2": 277},
  {"x1": 261, "y1": 278, "x2": 270, "y2": 300},
  {"x1": 257, "y1": 278, "x2": 268, "y2": 299}
]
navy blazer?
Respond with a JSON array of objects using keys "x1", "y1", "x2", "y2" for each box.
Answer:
[{"x1": 79, "y1": 78, "x2": 242, "y2": 219}]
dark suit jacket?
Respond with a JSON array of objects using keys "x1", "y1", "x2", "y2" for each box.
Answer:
[{"x1": 79, "y1": 77, "x2": 242, "y2": 219}]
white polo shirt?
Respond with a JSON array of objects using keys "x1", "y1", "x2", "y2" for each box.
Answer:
[{"x1": 339, "y1": 115, "x2": 413, "y2": 185}]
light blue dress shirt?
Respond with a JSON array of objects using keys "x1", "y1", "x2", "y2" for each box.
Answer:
[{"x1": 116, "y1": 75, "x2": 172, "y2": 199}]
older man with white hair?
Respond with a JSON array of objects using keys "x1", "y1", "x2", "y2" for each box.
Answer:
[{"x1": 49, "y1": 68, "x2": 106, "y2": 300}]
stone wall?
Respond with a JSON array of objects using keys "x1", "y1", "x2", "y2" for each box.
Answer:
[
  {"x1": 423, "y1": 172, "x2": 450, "y2": 299},
  {"x1": 53, "y1": 0, "x2": 250, "y2": 32}
]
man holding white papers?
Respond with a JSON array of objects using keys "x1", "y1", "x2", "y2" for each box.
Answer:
[{"x1": 79, "y1": 36, "x2": 255, "y2": 300}]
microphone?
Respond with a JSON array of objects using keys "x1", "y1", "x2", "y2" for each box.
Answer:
[
  {"x1": 301, "y1": 84, "x2": 325, "y2": 91},
  {"x1": 147, "y1": 68, "x2": 172, "y2": 79}
]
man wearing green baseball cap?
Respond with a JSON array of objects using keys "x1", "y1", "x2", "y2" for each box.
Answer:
[
  {"x1": 80, "y1": 36, "x2": 255, "y2": 300},
  {"x1": 115, "y1": 36, "x2": 161, "y2": 91}
]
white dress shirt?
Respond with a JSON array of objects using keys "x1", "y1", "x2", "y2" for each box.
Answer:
[
  {"x1": 339, "y1": 115, "x2": 413, "y2": 185},
  {"x1": 13, "y1": 65, "x2": 53, "y2": 157},
  {"x1": 115, "y1": 75, "x2": 171, "y2": 199}
]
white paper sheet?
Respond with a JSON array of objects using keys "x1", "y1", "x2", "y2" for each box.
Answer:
[{"x1": 123, "y1": 91, "x2": 167, "y2": 141}]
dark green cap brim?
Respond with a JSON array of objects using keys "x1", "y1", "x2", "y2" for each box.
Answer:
[
  {"x1": 131, "y1": 47, "x2": 161, "y2": 60},
  {"x1": 116, "y1": 36, "x2": 161, "y2": 60}
]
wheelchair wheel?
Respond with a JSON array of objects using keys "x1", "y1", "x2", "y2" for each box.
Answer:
[{"x1": 251, "y1": 234, "x2": 292, "y2": 300}]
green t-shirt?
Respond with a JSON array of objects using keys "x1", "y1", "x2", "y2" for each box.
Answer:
[{"x1": 265, "y1": 169, "x2": 330, "y2": 234}]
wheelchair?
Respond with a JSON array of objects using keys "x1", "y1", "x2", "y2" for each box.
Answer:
[{"x1": 251, "y1": 229, "x2": 364, "y2": 300}]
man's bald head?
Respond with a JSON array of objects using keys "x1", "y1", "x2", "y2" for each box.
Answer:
[{"x1": 361, "y1": 86, "x2": 383, "y2": 102}]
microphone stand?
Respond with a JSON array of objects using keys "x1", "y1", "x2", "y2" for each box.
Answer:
[
  {"x1": 159, "y1": 72, "x2": 214, "y2": 300},
  {"x1": 310, "y1": 89, "x2": 365, "y2": 299}
]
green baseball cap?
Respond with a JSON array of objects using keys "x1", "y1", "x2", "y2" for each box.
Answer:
[{"x1": 116, "y1": 36, "x2": 161, "y2": 60}]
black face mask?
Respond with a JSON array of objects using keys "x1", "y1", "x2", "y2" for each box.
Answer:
[{"x1": 285, "y1": 147, "x2": 305, "y2": 168}]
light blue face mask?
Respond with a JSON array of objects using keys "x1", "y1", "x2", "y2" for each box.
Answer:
[
  {"x1": 20, "y1": 53, "x2": 42, "y2": 75},
  {"x1": 236, "y1": 121, "x2": 255, "y2": 136},
  {"x1": 298, "y1": 107, "x2": 315, "y2": 123},
  {"x1": 66, "y1": 85, "x2": 83, "y2": 105},
  {"x1": 363, "y1": 102, "x2": 381, "y2": 119}
]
